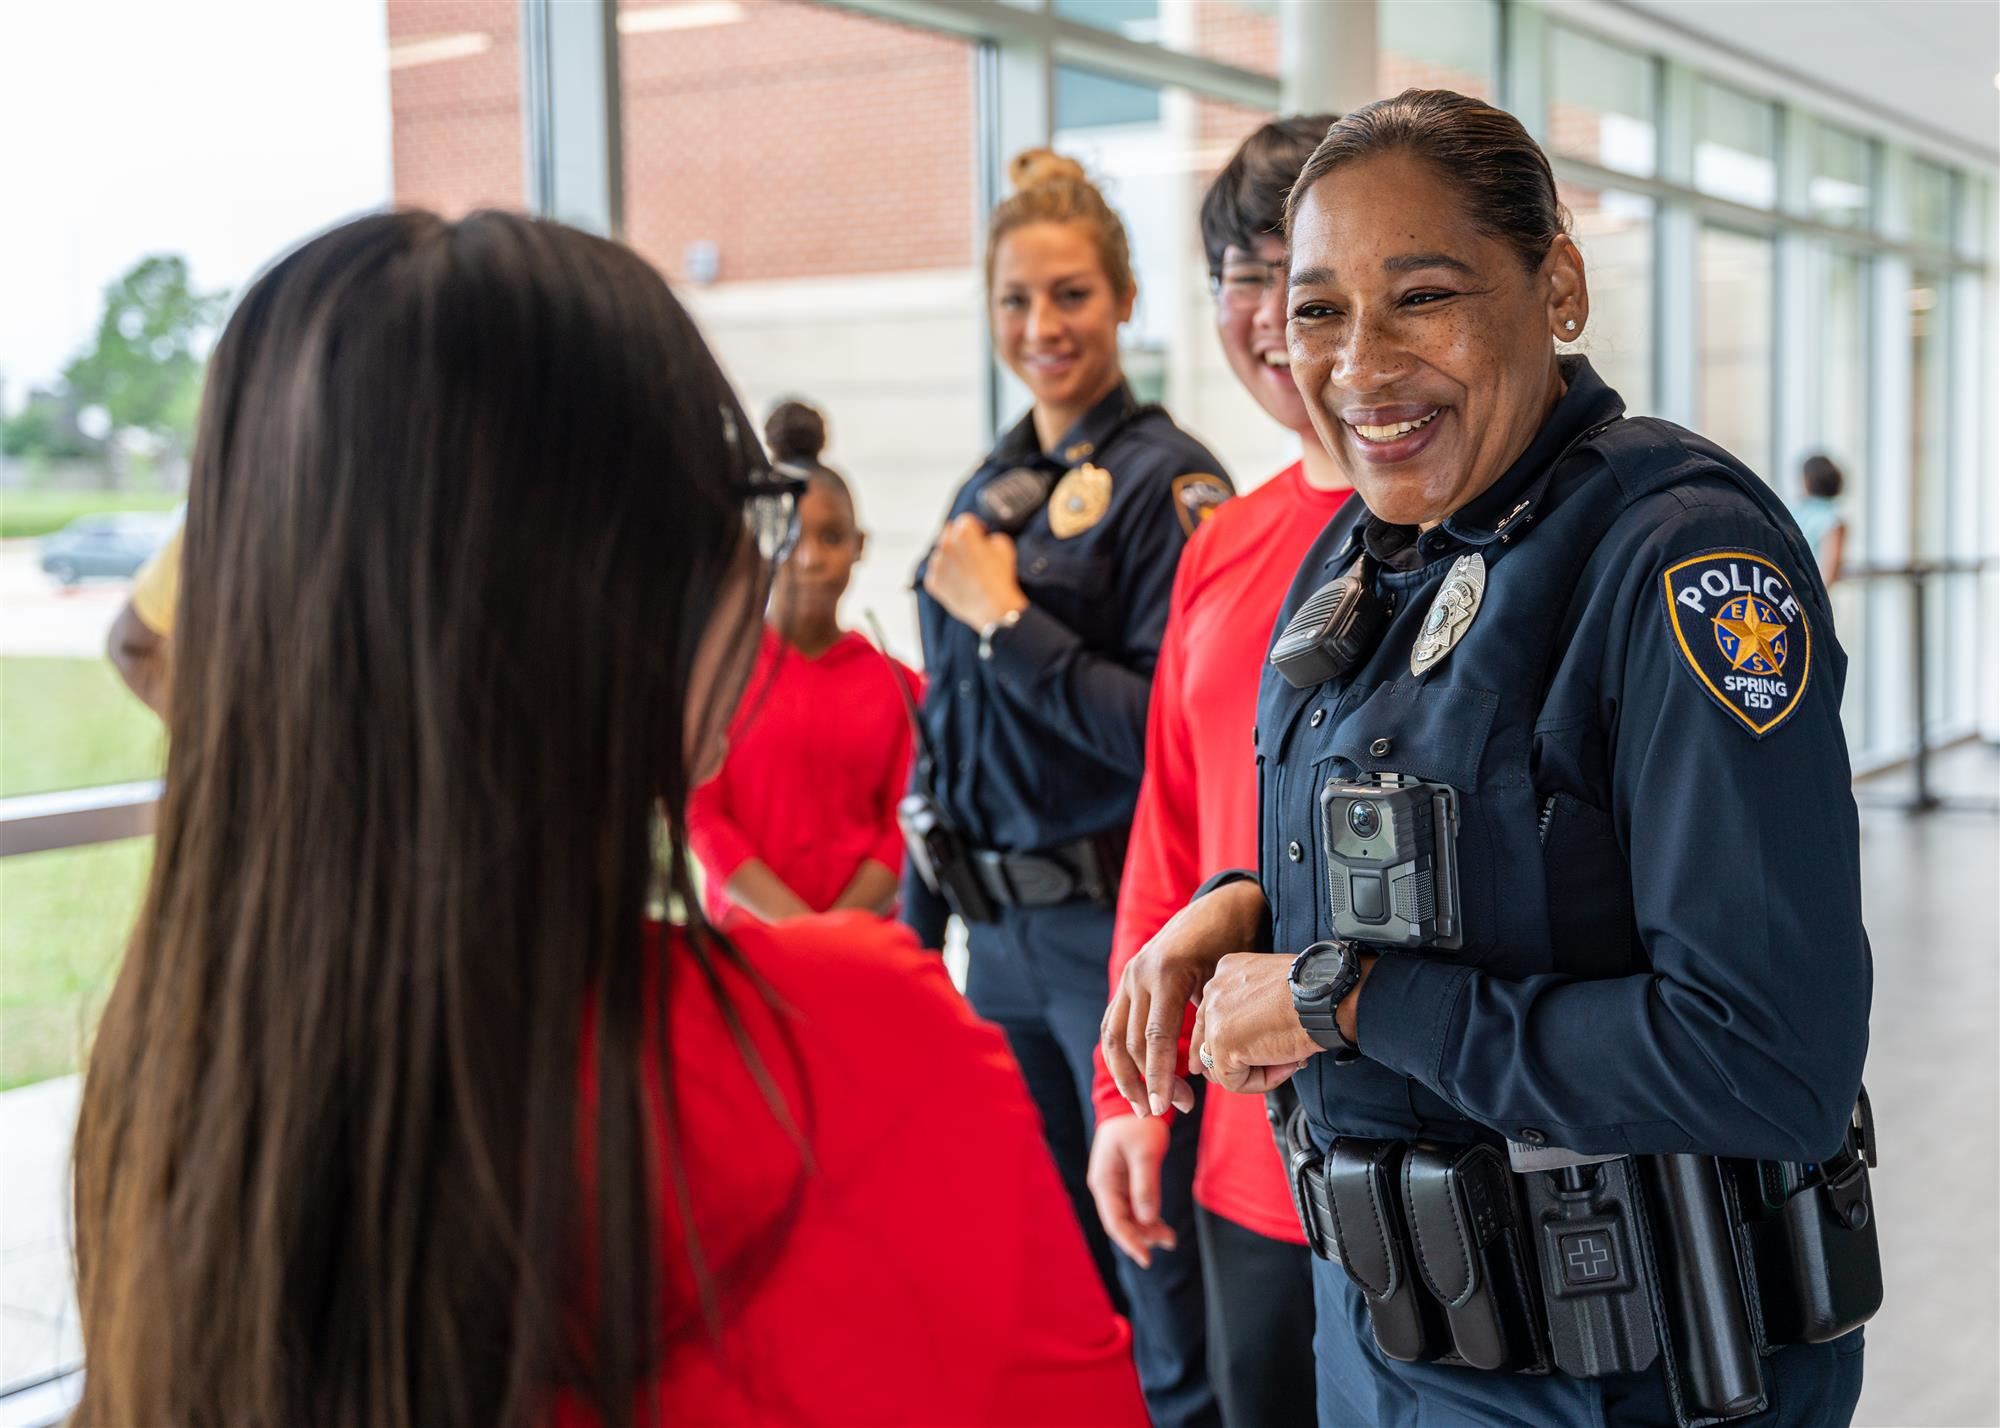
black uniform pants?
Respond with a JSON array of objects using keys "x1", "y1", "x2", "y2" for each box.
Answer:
[
  {"x1": 966, "y1": 901, "x2": 1219, "y2": 1428},
  {"x1": 1196, "y1": 1205, "x2": 1317, "y2": 1428}
]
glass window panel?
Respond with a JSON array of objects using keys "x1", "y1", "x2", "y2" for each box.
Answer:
[
  {"x1": 1906, "y1": 158, "x2": 1954, "y2": 250},
  {"x1": 1814, "y1": 251, "x2": 1870, "y2": 749},
  {"x1": 1907, "y1": 269, "x2": 1949, "y2": 732},
  {"x1": 1559, "y1": 184, "x2": 1654, "y2": 414},
  {"x1": 1546, "y1": 27, "x2": 1657, "y2": 179},
  {"x1": 619, "y1": 0, "x2": 978, "y2": 649},
  {"x1": 1054, "y1": 0, "x2": 1279, "y2": 78},
  {"x1": 389, "y1": 0, "x2": 526, "y2": 215},
  {"x1": 1807, "y1": 121, "x2": 1873, "y2": 229},
  {"x1": 1957, "y1": 174, "x2": 1991, "y2": 259},
  {"x1": 1693, "y1": 79, "x2": 1777, "y2": 209},
  {"x1": 1379, "y1": 0, "x2": 1499, "y2": 102},
  {"x1": 1053, "y1": 71, "x2": 1290, "y2": 483},
  {"x1": 1697, "y1": 226, "x2": 1774, "y2": 477}
]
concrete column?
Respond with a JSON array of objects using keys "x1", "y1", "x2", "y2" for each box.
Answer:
[{"x1": 1281, "y1": 0, "x2": 1377, "y2": 117}]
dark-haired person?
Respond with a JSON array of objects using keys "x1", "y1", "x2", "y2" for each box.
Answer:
[
  {"x1": 687, "y1": 399, "x2": 921, "y2": 928},
  {"x1": 70, "y1": 210, "x2": 1145, "y2": 1428},
  {"x1": 909, "y1": 148, "x2": 1232, "y2": 1428},
  {"x1": 1793, "y1": 453, "x2": 1848, "y2": 585},
  {"x1": 1104, "y1": 92, "x2": 1872, "y2": 1427},
  {"x1": 1087, "y1": 115, "x2": 1349, "y2": 1428}
]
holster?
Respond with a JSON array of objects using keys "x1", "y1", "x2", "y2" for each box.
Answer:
[{"x1": 896, "y1": 792, "x2": 996, "y2": 924}]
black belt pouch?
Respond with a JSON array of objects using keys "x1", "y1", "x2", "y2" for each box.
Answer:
[
  {"x1": 1728, "y1": 1095, "x2": 1882, "y2": 1346},
  {"x1": 1325, "y1": 1138, "x2": 1450, "y2": 1363},
  {"x1": 1401, "y1": 1142, "x2": 1551, "y2": 1372}
]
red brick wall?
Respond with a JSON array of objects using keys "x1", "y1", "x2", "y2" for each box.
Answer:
[
  {"x1": 388, "y1": 0, "x2": 971, "y2": 281},
  {"x1": 619, "y1": 0, "x2": 972, "y2": 284},
  {"x1": 388, "y1": 0, "x2": 523, "y2": 215}
]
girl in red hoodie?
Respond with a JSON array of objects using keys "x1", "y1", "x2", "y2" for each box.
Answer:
[{"x1": 688, "y1": 400, "x2": 923, "y2": 928}]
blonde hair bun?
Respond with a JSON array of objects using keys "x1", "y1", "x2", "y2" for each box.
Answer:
[{"x1": 1008, "y1": 148, "x2": 1089, "y2": 193}]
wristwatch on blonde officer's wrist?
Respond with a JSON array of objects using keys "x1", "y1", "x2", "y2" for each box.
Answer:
[
  {"x1": 977, "y1": 604, "x2": 1026, "y2": 661},
  {"x1": 1291, "y1": 939, "x2": 1363, "y2": 1061}
]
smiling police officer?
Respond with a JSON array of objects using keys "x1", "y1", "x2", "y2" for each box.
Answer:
[
  {"x1": 905, "y1": 149, "x2": 1231, "y2": 1428},
  {"x1": 1102, "y1": 92, "x2": 1877, "y2": 1428}
]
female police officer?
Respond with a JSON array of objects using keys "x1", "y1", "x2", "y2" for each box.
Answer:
[
  {"x1": 1103, "y1": 92, "x2": 1872, "y2": 1427},
  {"x1": 907, "y1": 149, "x2": 1231, "y2": 1428}
]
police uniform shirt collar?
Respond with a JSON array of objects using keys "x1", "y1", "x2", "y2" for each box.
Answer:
[
  {"x1": 1046, "y1": 382, "x2": 1139, "y2": 466},
  {"x1": 1354, "y1": 356, "x2": 1623, "y2": 571}
]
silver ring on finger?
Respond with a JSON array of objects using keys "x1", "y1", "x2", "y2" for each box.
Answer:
[{"x1": 1198, "y1": 1043, "x2": 1215, "y2": 1072}]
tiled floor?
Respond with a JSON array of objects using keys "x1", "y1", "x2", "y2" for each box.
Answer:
[{"x1": 2, "y1": 746, "x2": 1995, "y2": 1423}]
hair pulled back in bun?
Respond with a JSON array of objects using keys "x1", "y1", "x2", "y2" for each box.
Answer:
[
  {"x1": 986, "y1": 148, "x2": 1135, "y2": 300},
  {"x1": 764, "y1": 398, "x2": 827, "y2": 465},
  {"x1": 1008, "y1": 148, "x2": 1088, "y2": 192}
]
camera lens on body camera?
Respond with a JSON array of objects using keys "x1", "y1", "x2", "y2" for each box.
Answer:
[{"x1": 1347, "y1": 801, "x2": 1383, "y2": 839}]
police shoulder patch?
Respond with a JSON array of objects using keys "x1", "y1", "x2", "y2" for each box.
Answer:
[
  {"x1": 1171, "y1": 472, "x2": 1231, "y2": 537},
  {"x1": 1660, "y1": 548, "x2": 1812, "y2": 737}
]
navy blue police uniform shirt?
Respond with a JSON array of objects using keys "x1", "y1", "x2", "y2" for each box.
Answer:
[
  {"x1": 902, "y1": 383, "x2": 1231, "y2": 928},
  {"x1": 1256, "y1": 356, "x2": 1870, "y2": 1166}
]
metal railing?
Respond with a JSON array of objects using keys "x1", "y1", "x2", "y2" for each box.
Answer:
[{"x1": 1836, "y1": 557, "x2": 1999, "y2": 815}]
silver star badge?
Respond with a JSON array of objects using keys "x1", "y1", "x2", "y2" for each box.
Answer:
[{"x1": 1411, "y1": 552, "x2": 1487, "y2": 676}]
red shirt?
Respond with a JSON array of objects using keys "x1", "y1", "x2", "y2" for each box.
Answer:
[
  {"x1": 688, "y1": 629, "x2": 921, "y2": 926},
  {"x1": 1092, "y1": 462, "x2": 1353, "y2": 1242},
  {"x1": 560, "y1": 915, "x2": 1146, "y2": 1426}
]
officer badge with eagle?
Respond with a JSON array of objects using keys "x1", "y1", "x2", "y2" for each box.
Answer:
[{"x1": 1661, "y1": 549, "x2": 1812, "y2": 737}]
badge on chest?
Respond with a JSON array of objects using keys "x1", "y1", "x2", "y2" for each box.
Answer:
[
  {"x1": 1048, "y1": 463, "x2": 1112, "y2": 539},
  {"x1": 1411, "y1": 552, "x2": 1488, "y2": 677}
]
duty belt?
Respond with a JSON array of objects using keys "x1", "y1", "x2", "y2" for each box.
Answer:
[
  {"x1": 968, "y1": 830, "x2": 1124, "y2": 910},
  {"x1": 1266, "y1": 1084, "x2": 1882, "y2": 1428}
]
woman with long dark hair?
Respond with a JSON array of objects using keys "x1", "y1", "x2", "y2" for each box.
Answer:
[{"x1": 71, "y1": 210, "x2": 1143, "y2": 1428}]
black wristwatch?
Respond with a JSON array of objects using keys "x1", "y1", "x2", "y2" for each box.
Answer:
[{"x1": 1290, "y1": 940, "x2": 1363, "y2": 1060}]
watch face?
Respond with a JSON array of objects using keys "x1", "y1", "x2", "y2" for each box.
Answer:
[{"x1": 1293, "y1": 941, "x2": 1353, "y2": 1000}]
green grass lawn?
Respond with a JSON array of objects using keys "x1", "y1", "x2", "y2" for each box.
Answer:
[
  {"x1": 1, "y1": 656, "x2": 165, "y2": 1088},
  {"x1": 0, "y1": 487, "x2": 182, "y2": 540}
]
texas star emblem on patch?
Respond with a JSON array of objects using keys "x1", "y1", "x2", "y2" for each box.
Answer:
[
  {"x1": 1661, "y1": 549, "x2": 1812, "y2": 737},
  {"x1": 1170, "y1": 472, "x2": 1231, "y2": 537},
  {"x1": 1048, "y1": 462, "x2": 1113, "y2": 539}
]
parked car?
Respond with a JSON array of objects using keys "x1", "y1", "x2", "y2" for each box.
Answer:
[{"x1": 38, "y1": 512, "x2": 177, "y2": 586}]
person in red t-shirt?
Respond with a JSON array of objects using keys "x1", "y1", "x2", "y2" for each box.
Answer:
[
  {"x1": 1087, "y1": 116, "x2": 1352, "y2": 1428},
  {"x1": 70, "y1": 210, "x2": 1141, "y2": 1428},
  {"x1": 688, "y1": 399, "x2": 923, "y2": 929}
]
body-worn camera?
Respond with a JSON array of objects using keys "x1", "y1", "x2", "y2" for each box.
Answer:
[{"x1": 1318, "y1": 775, "x2": 1462, "y2": 949}]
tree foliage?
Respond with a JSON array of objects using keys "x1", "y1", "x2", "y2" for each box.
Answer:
[{"x1": 60, "y1": 255, "x2": 226, "y2": 454}]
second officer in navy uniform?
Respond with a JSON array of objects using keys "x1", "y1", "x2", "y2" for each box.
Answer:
[
  {"x1": 1103, "y1": 93, "x2": 1874, "y2": 1427},
  {"x1": 906, "y1": 149, "x2": 1231, "y2": 1428}
]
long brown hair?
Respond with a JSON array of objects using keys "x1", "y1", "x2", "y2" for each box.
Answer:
[{"x1": 71, "y1": 210, "x2": 780, "y2": 1427}]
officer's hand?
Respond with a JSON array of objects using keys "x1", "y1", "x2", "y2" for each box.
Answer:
[
  {"x1": 1102, "y1": 879, "x2": 1268, "y2": 1118},
  {"x1": 1086, "y1": 1114, "x2": 1177, "y2": 1269},
  {"x1": 924, "y1": 513, "x2": 1027, "y2": 632},
  {"x1": 1189, "y1": 952, "x2": 1316, "y2": 1094}
]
